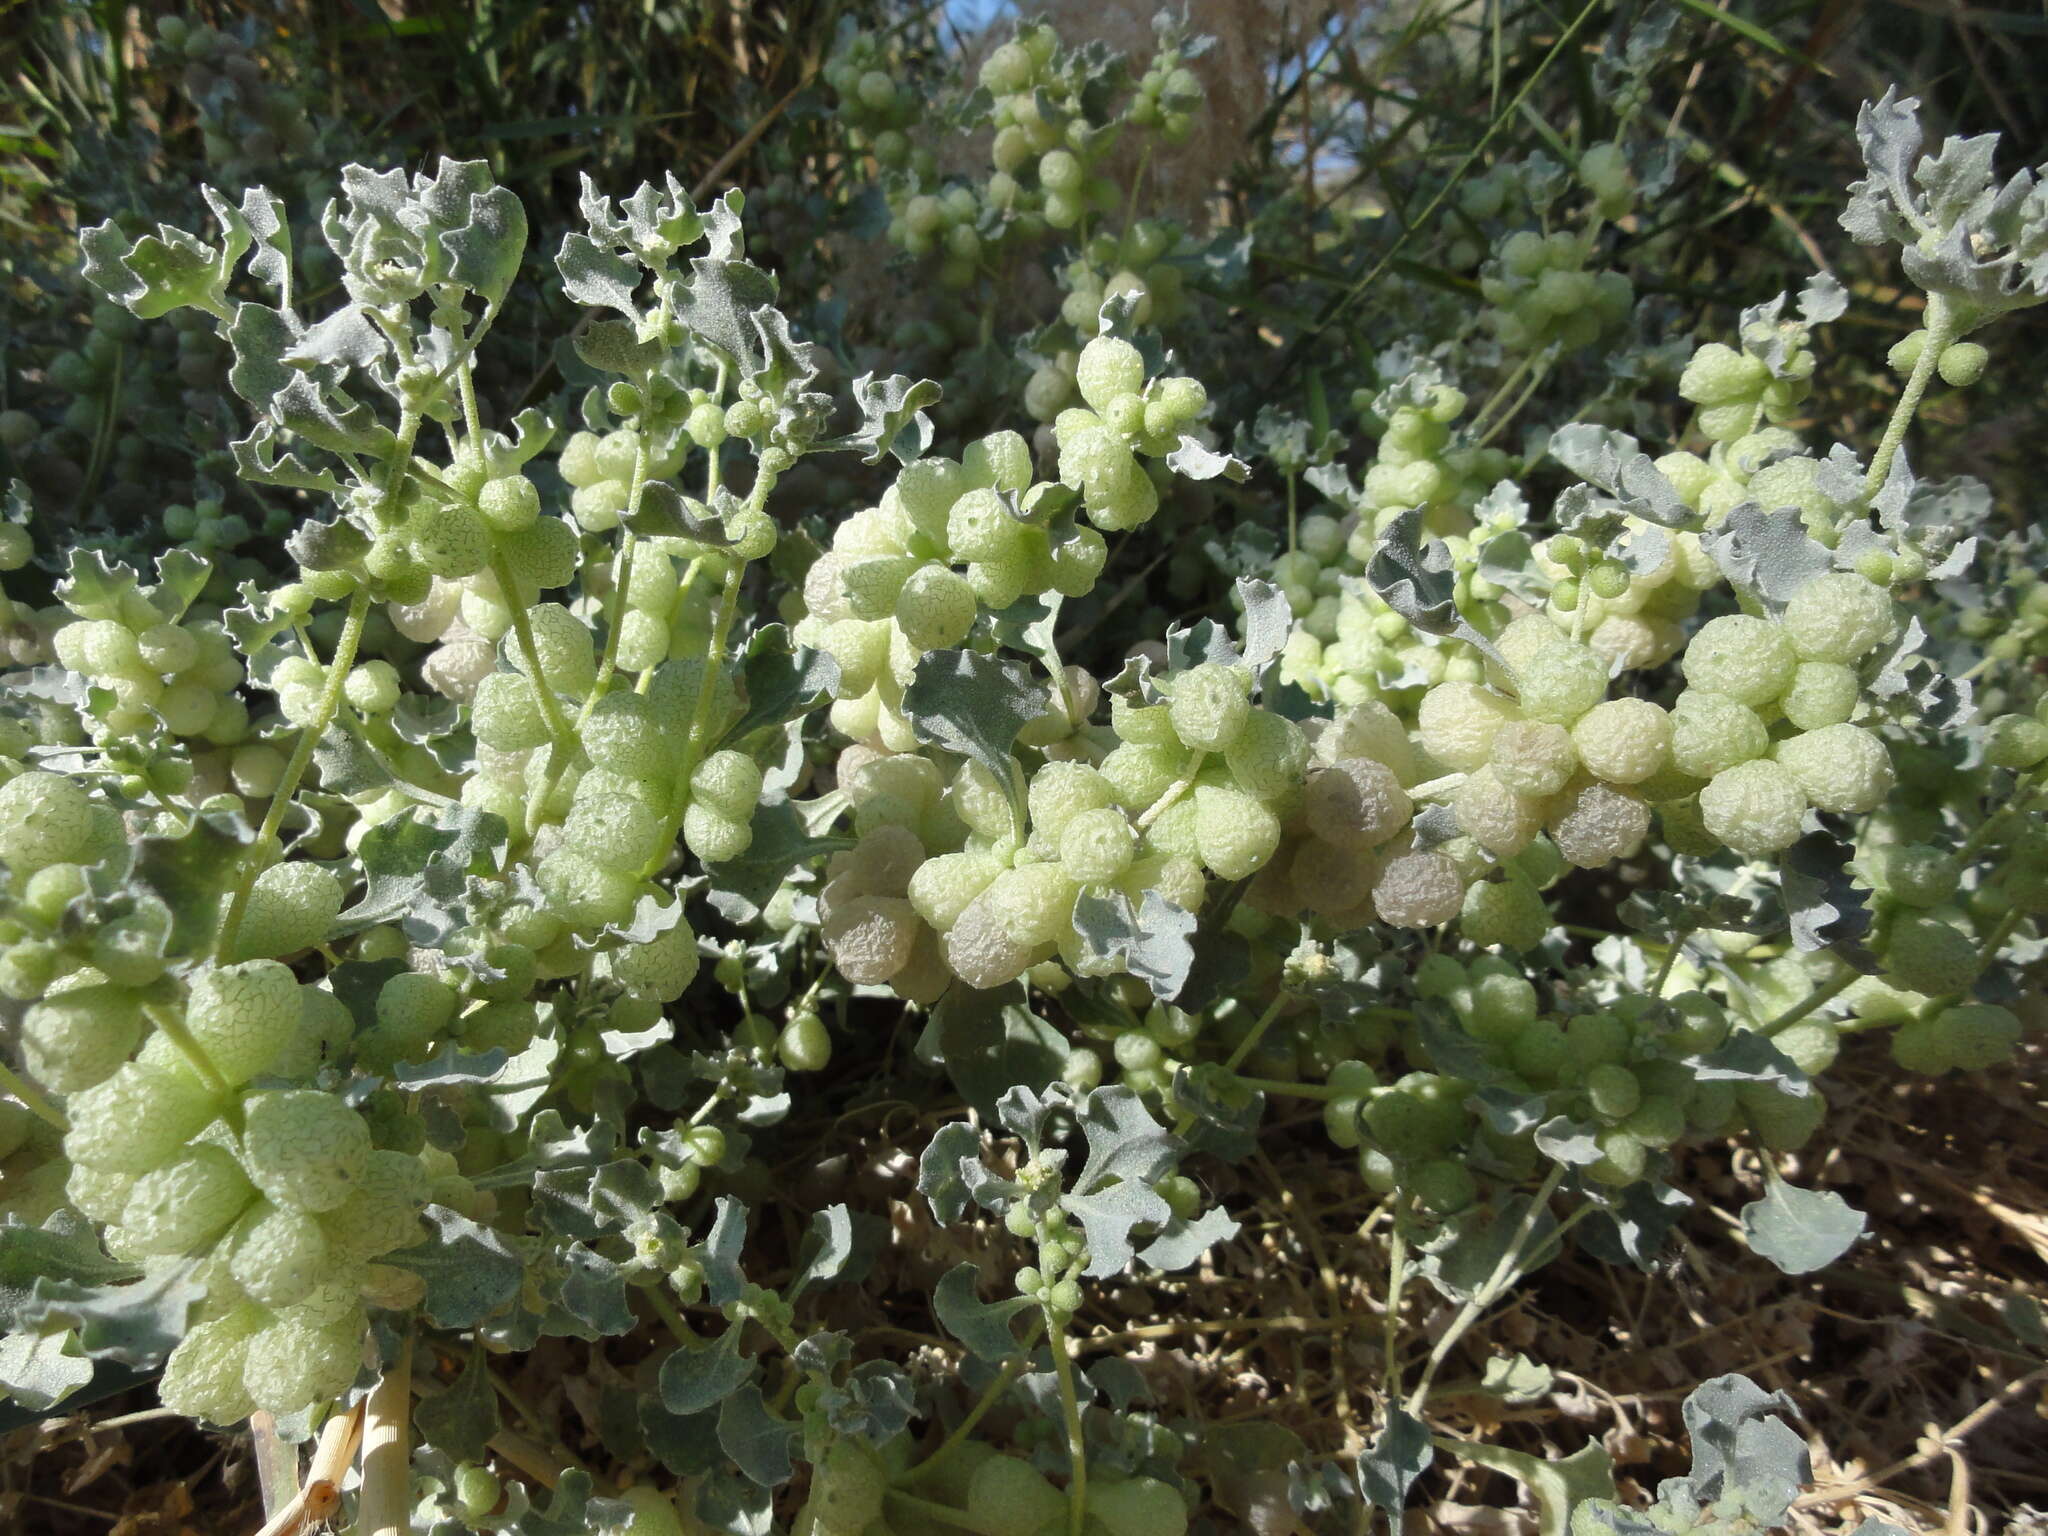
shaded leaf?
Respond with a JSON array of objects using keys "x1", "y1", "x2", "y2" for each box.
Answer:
[
  {"x1": 1779, "y1": 832, "x2": 1877, "y2": 968},
  {"x1": 334, "y1": 804, "x2": 507, "y2": 938},
  {"x1": 933, "y1": 985, "x2": 1069, "y2": 1122},
  {"x1": 1693, "y1": 1034, "x2": 1810, "y2": 1096},
  {"x1": 391, "y1": 1045, "x2": 512, "y2": 1090},
  {"x1": 0, "y1": 1327, "x2": 92, "y2": 1412},
  {"x1": 1366, "y1": 508, "x2": 1506, "y2": 667},
  {"x1": 501, "y1": 1470, "x2": 634, "y2": 1536},
  {"x1": 702, "y1": 800, "x2": 852, "y2": 925},
  {"x1": 0, "y1": 1216, "x2": 140, "y2": 1328},
  {"x1": 1680, "y1": 1373, "x2": 1810, "y2": 1520},
  {"x1": 416, "y1": 1343, "x2": 501, "y2": 1464},
  {"x1": 557, "y1": 1243, "x2": 636, "y2": 1337},
  {"x1": 1578, "y1": 1180, "x2": 1694, "y2": 1271},
  {"x1": 787, "y1": 1206, "x2": 855, "y2": 1298},
  {"x1": 1235, "y1": 576, "x2": 1292, "y2": 672},
  {"x1": 1698, "y1": 504, "x2": 1834, "y2": 610},
  {"x1": 1137, "y1": 1206, "x2": 1239, "y2": 1272},
  {"x1": 1477, "y1": 1353, "x2": 1554, "y2": 1404},
  {"x1": 388, "y1": 1206, "x2": 524, "y2": 1328},
  {"x1": 718, "y1": 1384, "x2": 798, "y2": 1487},
  {"x1": 1418, "y1": 1193, "x2": 1561, "y2": 1304},
  {"x1": 700, "y1": 1198, "x2": 749, "y2": 1308},
  {"x1": 128, "y1": 806, "x2": 256, "y2": 958},
  {"x1": 720, "y1": 628, "x2": 839, "y2": 751},
  {"x1": 659, "y1": 1330, "x2": 754, "y2": 1417},
  {"x1": 1166, "y1": 436, "x2": 1249, "y2": 482}
]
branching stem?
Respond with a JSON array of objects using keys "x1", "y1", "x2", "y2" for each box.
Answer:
[
  {"x1": 1404, "y1": 1164, "x2": 1567, "y2": 1414},
  {"x1": 216, "y1": 586, "x2": 373, "y2": 963},
  {"x1": 897, "y1": 1327, "x2": 1042, "y2": 1491}
]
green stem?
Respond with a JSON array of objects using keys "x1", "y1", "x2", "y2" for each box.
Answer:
[
  {"x1": 1405, "y1": 772, "x2": 1468, "y2": 802},
  {"x1": 1169, "y1": 994, "x2": 1291, "y2": 1136},
  {"x1": 1760, "y1": 963, "x2": 1858, "y2": 1035},
  {"x1": 586, "y1": 434, "x2": 652, "y2": 710},
  {"x1": 685, "y1": 1087, "x2": 730, "y2": 1127},
  {"x1": 585, "y1": 538, "x2": 638, "y2": 712},
  {"x1": 643, "y1": 1285, "x2": 695, "y2": 1345},
  {"x1": 1647, "y1": 929, "x2": 1692, "y2": 1001},
  {"x1": 143, "y1": 1005, "x2": 240, "y2": 1131},
  {"x1": 704, "y1": 363, "x2": 730, "y2": 500},
  {"x1": 0, "y1": 1060, "x2": 67, "y2": 1132},
  {"x1": 1465, "y1": 347, "x2": 1536, "y2": 443},
  {"x1": 685, "y1": 564, "x2": 746, "y2": 759},
  {"x1": 498, "y1": 558, "x2": 580, "y2": 844},
  {"x1": 1231, "y1": 1075, "x2": 1343, "y2": 1101},
  {"x1": 1957, "y1": 772, "x2": 2044, "y2": 860},
  {"x1": 1118, "y1": 146, "x2": 1153, "y2": 250},
  {"x1": 1381, "y1": 1208, "x2": 1408, "y2": 1398},
  {"x1": 215, "y1": 586, "x2": 374, "y2": 963},
  {"x1": 458, "y1": 358, "x2": 484, "y2": 443},
  {"x1": 1403, "y1": 1163, "x2": 1565, "y2": 1414},
  {"x1": 1973, "y1": 906, "x2": 2026, "y2": 970},
  {"x1": 1865, "y1": 294, "x2": 1954, "y2": 499},
  {"x1": 1470, "y1": 349, "x2": 1554, "y2": 452},
  {"x1": 1133, "y1": 751, "x2": 1205, "y2": 833},
  {"x1": 897, "y1": 1326, "x2": 1042, "y2": 1490},
  {"x1": 493, "y1": 553, "x2": 576, "y2": 752},
  {"x1": 1279, "y1": 0, "x2": 1604, "y2": 372},
  {"x1": 1218, "y1": 993, "x2": 1289, "y2": 1077},
  {"x1": 645, "y1": 558, "x2": 748, "y2": 876},
  {"x1": 81, "y1": 345, "x2": 124, "y2": 508},
  {"x1": 1048, "y1": 1314, "x2": 1088, "y2": 1536}
]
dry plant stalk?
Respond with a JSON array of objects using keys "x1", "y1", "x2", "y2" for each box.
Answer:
[{"x1": 250, "y1": 1400, "x2": 363, "y2": 1536}]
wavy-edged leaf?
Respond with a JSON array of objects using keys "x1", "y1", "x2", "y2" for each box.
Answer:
[
  {"x1": 388, "y1": 1206, "x2": 523, "y2": 1328},
  {"x1": 932, "y1": 1264, "x2": 1037, "y2": 1363},
  {"x1": 1742, "y1": 1176, "x2": 1864, "y2": 1276}
]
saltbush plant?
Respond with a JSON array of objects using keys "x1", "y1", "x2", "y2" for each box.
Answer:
[{"x1": 0, "y1": 8, "x2": 2042, "y2": 1534}]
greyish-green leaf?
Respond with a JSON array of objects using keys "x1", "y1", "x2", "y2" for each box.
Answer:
[
  {"x1": 1354, "y1": 1408, "x2": 1432, "y2": 1519},
  {"x1": 389, "y1": 1205, "x2": 524, "y2": 1329},
  {"x1": 932, "y1": 984, "x2": 1070, "y2": 1121},
  {"x1": 917, "y1": 1123, "x2": 985, "y2": 1227},
  {"x1": 718, "y1": 1384, "x2": 799, "y2": 1487},
  {"x1": 932, "y1": 1264, "x2": 1037, "y2": 1362},
  {"x1": 901, "y1": 649, "x2": 1047, "y2": 806},
  {"x1": 658, "y1": 1329, "x2": 755, "y2": 1416},
  {"x1": 1742, "y1": 1178, "x2": 1865, "y2": 1275}
]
